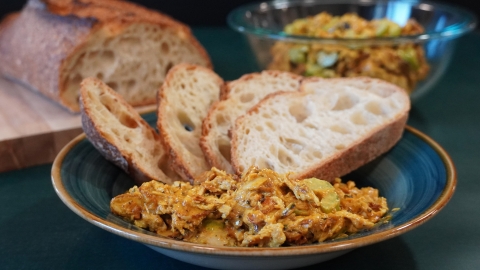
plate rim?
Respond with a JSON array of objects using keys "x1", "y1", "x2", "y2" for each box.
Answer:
[{"x1": 51, "y1": 125, "x2": 457, "y2": 257}]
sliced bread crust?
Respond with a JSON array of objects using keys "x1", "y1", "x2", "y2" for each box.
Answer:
[
  {"x1": 80, "y1": 77, "x2": 179, "y2": 185},
  {"x1": 200, "y1": 70, "x2": 303, "y2": 173},
  {"x1": 230, "y1": 77, "x2": 410, "y2": 181},
  {"x1": 0, "y1": 0, "x2": 211, "y2": 112},
  {"x1": 157, "y1": 64, "x2": 226, "y2": 182}
]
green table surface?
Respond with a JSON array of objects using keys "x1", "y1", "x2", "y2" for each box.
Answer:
[{"x1": 1, "y1": 27, "x2": 480, "y2": 270}]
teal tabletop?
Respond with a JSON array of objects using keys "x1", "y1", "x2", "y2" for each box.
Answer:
[{"x1": 1, "y1": 27, "x2": 479, "y2": 270}]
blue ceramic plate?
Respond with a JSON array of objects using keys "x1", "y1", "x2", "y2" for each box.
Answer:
[{"x1": 51, "y1": 113, "x2": 456, "y2": 270}]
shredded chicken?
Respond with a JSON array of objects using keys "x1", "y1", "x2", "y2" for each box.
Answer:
[{"x1": 110, "y1": 167, "x2": 389, "y2": 247}]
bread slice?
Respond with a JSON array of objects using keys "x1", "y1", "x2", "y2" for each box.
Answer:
[
  {"x1": 200, "y1": 71, "x2": 303, "y2": 173},
  {"x1": 0, "y1": 0, "x2": 211, "y2": 113},
  {"x1": 157, "y1": 64, "x2": 225, "y2": 182},
  {"x1": 231, "y1": 77, "x2": 410, "y2": 181},
  {"x1": 80, "y1": 77, "x2": 179, "y2": 185}
]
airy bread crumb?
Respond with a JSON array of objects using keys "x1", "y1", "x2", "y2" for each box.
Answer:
[
  {"x1": 0, "y1": 0, "x2": 211, "y2": 112},
  {"x1": 231, "y1": 77, "x2": 410, "y2": 181},
  {"x1": 80, "y1": 77, "x2": 179, "y2": 185},
  {"x1": 157, "y1": 64, "x2": 226, "y2": 182},
  {"x1": 201, "y1": 71, "x2": 303, "y2": 173}
]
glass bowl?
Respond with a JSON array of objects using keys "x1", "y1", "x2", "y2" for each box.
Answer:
[{"x1": 227, "y1": 0, "x2": 477, "y2": 100}]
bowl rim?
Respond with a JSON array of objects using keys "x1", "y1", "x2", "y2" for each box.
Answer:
[
  {"x1": 227, "y1": 0, "x2": 477, "y2": 44},
  {"x1": 51, "y1": 125, "x2": 457, "y2": 257}
]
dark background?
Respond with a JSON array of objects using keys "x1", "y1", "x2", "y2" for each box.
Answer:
[{"x1": 0, "y1": 0, "x2": 479, "y2": 27}]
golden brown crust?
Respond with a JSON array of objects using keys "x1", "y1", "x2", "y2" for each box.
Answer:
[
  {"x1": 49, "y1": 0, "x2": 212, "y2": 69},
  {"x1": 0, "y1": 2, "x2": 94, "y2": 109},
  {"x1": 80, "y1": 77, "x2": 177, "y2": 185},
  {"x1": 0, "y1": 0, "x2": 211, "y2": 112},
  {"x1": 294, "y1": 113, "x2": 407, "y2": 181},
  {"x1": 0, "y1": 12, "x2": 19, "y2": 33},
  {"x1": 43, "y1": 0, "x2": 177, "y2": 21},
  {"x1": 80, "y1": 78, "x2": 144, "y2": 183}
]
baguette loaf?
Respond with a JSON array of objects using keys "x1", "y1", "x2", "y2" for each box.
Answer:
[
  {"x1": 80, "y1": 77, "x2": 179, "y2": 185},
  {"x1": 0, "y1": 0, "x2": 211, "y2": 113},
  {"x1": 231, "y1": 77, "x2": 410, "y2": 181},
  {"x1": 157, "y1": 64, "x2": 226, "y2": 182},
  {"x1": 200, "y1": 71, "x2": 303, "y2": 173}
]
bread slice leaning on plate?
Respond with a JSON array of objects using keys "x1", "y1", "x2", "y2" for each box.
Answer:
[
  {"x1": 80, "y1": 77, "x2": 179, "y2": 185},
  {"x1": 200, "y1": 70, "x2": 303, "y2": 174},
  {"x1": 231, "y1": 77, "x2": 410, "y2": 181},
  {"x1": 0, "y1": 0, "x2": 211, "y2": 112},
  {"x1": 157, "y1": 64, "x2": 226, "y2": 183}
]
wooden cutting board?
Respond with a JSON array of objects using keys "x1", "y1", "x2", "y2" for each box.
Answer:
[{"x1": 0, "y1": 77, "x2": 155, "y2": 173}]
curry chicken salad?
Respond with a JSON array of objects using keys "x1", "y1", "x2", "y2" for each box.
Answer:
[
  {"x1": 111, "y1": 167, "x2": 389, "y2": 247},
  {"x1": 268, "y1": 12, "x2": 429, "y2": 93}
]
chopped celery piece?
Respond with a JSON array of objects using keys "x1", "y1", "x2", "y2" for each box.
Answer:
[
  {"x1": 320, "y1": 191, "x2": 340, "y2": 213},
  {"x1": 316, "y1": 51, "x2": 338, "y2": 68},
  {"x1": 303, "y1": 178, "x2": 334, "y2": 191},
  {"x1": 304, "y1": 63, "x2": 323, "y2": 76},
  {"x1": 303, "y1": 178, "x2": 340, "y2": 213},
  {"x1": 375, "y1": 20, "x2": 402, "y2": 37},
  {"x1": 284, "y1": 24, "x2": 295, "y2": 34},
  {"x1": 202, "y1": 219, "x2": 225, "y2": 231},
  {"x1": 323, "y1": 17, "x2": 340, "y2": 32},
  {"x1": 388, "y1": 23, "x2": 402, "y2": 37},
  {"x1": 375, "y1": 20, "x2": 389, "y2": 36},
  {"x1": 284, "y1": 19, "x2": 308, "y2": 34},
  {"x1": 398, "y1": 47, "x2": 419, "y2": 70},
  {"x1": 288, "y1": 46, "x2": 308, "y2": 64},
  {"x1": 293, "y1": 209, "x2": 310, "y2": 216}
]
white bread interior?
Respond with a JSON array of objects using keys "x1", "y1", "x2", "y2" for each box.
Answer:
[
  {"x1": 0, "y1": 0, "x2": 211, "y2": 113},
  {"x1": 200, "y1": 71, "x2": 302, "y2": 173},
  {"x1": 157, "y1": 64, "x2": 225, "y2": 182},
  {"x1": 231, "y1": 77, "x2": 410, "y2": 181},
  {"x1": 80, "y1": 77, "x2": 179, "y2": 185},
  {"x1": 63, "y1": 23, "x2": 210, "y2": 111}
]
